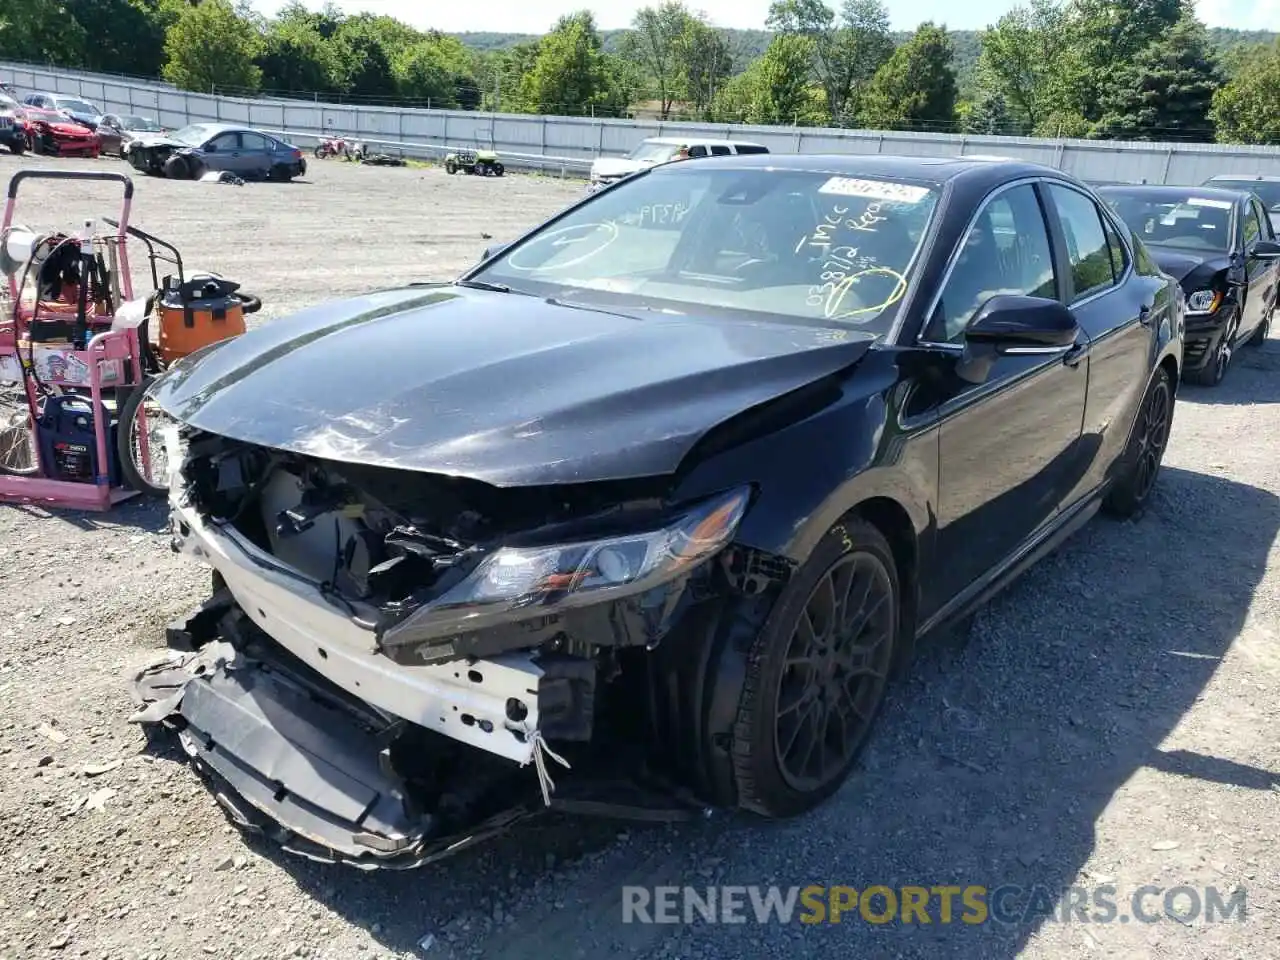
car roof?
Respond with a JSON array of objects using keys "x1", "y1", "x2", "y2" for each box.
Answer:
[
  {"x1": 1095, "y1": 183, "x2": 1246, "y2": 205},
  {"x1": 1206, "y1": 174, "x2": 1280, "y2": 183},
  {"x1": 650, "y1": 151, "x2": 1073, "y2": 187},
  {"x1": 643, "y1": 136, "x2": 766, "y2": 148}
]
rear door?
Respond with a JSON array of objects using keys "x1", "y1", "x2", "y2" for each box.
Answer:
[
  {"x1": 1040, "y1": 181, "x2": 1155, "y2": 506},
  {"x1": 925, "y1": 180, "x2": 1088, "y2": 607},
  {"x1": 238, "y1": 131, "x2": 276, "y2": 174}
]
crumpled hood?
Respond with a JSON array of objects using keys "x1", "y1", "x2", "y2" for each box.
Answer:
[
  {"x1": 150, "y1": 285, "x2": 875, "y2": 486},
  {"x1": 130, "y1": 133, "x2": 190, "y2": 149},
  {"x1": 590, "y1": 157, "x2": 650, "y2": 180},
  {"x1": 1145, "y1": 245, "x2": 1232, "y2": 288},
  {"x1": 31, "y1": 116, "x2": 92, "y2": 136}
]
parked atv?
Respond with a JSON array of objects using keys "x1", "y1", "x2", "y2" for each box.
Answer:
[{"x1": 444, "y1": 149, "x2": 504, "y2": 177}]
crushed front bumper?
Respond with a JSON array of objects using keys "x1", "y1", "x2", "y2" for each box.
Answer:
[
  {"x1": 168, "y1": 500, "x2": 543, "y2": 765},
  {"x1": 133, "y1": 630, "x2": 537, "y2": 869}
]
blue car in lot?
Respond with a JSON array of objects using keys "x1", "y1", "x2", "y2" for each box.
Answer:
[{"x1": 126, "y1": 122, "x2": 308, "y2": 181}]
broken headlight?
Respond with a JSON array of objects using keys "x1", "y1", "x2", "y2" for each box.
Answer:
[{"x1": 382, "y1": 486, "x2": 751, "y2": 643}]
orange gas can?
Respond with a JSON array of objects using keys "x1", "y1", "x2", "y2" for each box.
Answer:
[{"x1": 156, "y1": 275, "x2": 248, "y2": 366}]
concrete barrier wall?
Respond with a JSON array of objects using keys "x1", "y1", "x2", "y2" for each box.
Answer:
[{"x1": 5, "y1": 60, "x2": 1280, "y2": 183}]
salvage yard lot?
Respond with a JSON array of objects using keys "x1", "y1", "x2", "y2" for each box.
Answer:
[{"x1": 0, "y1": 154, "x2": 1277, "y2": 960}]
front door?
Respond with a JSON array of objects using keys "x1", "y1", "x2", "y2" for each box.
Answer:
[
  {"x1": 1242, "y1": 196, "x2": 1278, "y2": 340},
  {"x1": 923, "y1": 181, "x2": 1088, "y2": 609}
]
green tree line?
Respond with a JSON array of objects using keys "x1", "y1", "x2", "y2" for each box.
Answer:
[{"x1": 1, "y1": 0, "x2": 1278, "y2": 143}]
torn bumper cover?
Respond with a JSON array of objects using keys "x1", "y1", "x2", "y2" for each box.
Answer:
[{"x1": 132, "y1": 635, "x2": 536, "y2": 869}]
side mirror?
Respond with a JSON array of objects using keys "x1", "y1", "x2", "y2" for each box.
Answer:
[
  {"x1": 479, "y1": 242, "x2": 509, "y2": 263},
  {"x1": 964, "y1": 294, "x2": 1080, "y2": 348},
  {"x1": 1250, "y1": 239, "x2": 1280, "y2": 259},
  {"x1": 957, "y1": 295, "x2": 1080, "y2": 384}
]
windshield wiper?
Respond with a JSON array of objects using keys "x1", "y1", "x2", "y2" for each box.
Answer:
[{"x1": 454, "y1": 278, "x2": 513, "y2": 294}]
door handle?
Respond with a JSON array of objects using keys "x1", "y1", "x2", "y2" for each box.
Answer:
[
  {"x1": 1063, "y1": 342, "x2": 1088, "y2": 368},
  {"x1": 1138, "y1": 303, "x2": 1153, "y2": 326}
]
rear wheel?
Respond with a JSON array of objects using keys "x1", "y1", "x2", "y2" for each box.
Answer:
[
  {"x1": 0, "y1": 386, "x2": 38, "y2": 476},
  {"x1": 730, "y1": 518, "x2": 899, "y2": 818},
  {"x1": 493, "y1": 162, "x2": 504, "y2": 177},
  {"x1": 1103, "y1": 365, "x2": 1174, "y2": 518},
  {"x1": 117, "y1": 376, "x2": 177, "y2": 497},
  {"x1": 444, "y1": 160, "x2": 457, "y2": 174}
]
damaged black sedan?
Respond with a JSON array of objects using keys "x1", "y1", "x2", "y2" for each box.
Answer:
[{"x1": 133, "y1": 155, "x2": 1184, "y2": 869}]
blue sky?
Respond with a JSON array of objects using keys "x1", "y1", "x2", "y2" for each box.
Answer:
[{"x1": 249, "y1": 0, "x2": 1275, "y2": 33}]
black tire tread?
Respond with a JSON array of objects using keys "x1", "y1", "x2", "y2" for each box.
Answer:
[{"x1": 729, "y1": 516, "x2": 898, "y2": 819}]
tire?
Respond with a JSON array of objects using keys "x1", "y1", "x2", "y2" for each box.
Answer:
[
  {"x1": 268, "y1": 164, "x2": 292, "y2": 182},
  {"x1": 729, "y1": 517, "x2": 900, "y2": 819},
  {"x1": 163, "y1": 154, "x2": 191, "y2": 180},
  {"x1": 117, "y1": 375, "x2": 175, "y2": 497},
  {"x1": 1186, "y1": 312, "x2": 1236, "y2": 386},
  {"x1": 1102, "y1": 364, "x2": 1174, "y2": 519},
  {"x1": 445, "y1": 161, "x2": 457, "y2": 174},
  {"x1": 493, "y1": 162, "x2": 504, "y2": 177},
  {"x1": 314, "y1": 145, "x2": 326, "y2": 159}
]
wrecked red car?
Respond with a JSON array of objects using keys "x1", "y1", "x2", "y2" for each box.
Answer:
[{"x1": 18, "y1": 106, "x2": 100, "y2": 158}]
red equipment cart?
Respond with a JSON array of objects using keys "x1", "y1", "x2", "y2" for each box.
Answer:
[{"x1": 0, "y1": 170, "x2": 149, "y2": 511}]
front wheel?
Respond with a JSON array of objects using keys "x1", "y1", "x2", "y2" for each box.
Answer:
[
  {"x1": 444, "y1": 161, "x2": 457, "y2": 174},
  {"x1": 163, "y1": 154, "x2": 191, "y2": 180},
  {"x1": 314, "y1": 145, "x2": 326, "y2": 159},
  {"x1": 1102, "y1": 365, "x2": 1174, "y2": 518},
  {"x1": 729, "y1": 518, "x2": 899, "y2": 819},
  {"x1": 1187, "y1": 314, "x2": 1237, "y2": 387}
]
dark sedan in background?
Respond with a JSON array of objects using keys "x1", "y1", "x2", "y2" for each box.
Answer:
[
  {"x1": 1099, "y1": 184, "x2": 1280, "y2": 386},
  {"x1": 133, "y1": 155, "x2": 1182, "y2": 868},
  {"x1": 96, "y1": 113, "x2": 165, "y2": 157}
]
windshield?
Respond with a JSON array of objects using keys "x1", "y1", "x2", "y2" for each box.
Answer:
[
  {"x1": 169, "y1": 124, "x2": 211, "y2": 145},
  {"x1": 123, "y1": 116, "x2": 163, "y2": 131},
  {"x1": 470, "y1": 167, "x2": 940, "y2": 334},
  {"x1": 627, "y1": 141, "x2": 681, "y2": 163},
  {"x1": 56, "y1": 98, "x2": 98, "y2": 115},
  {"x1": 1102, "y1": 194, "x2": 1233, "y2": 253},
  {"x1": 1210, "y1": 180, "x2": 1280, "y2": 211}
]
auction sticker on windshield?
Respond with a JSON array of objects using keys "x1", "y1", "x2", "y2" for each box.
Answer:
[
  {"x1": 1187, "y1": 198, "x2": 1233, "y2": 210},
  {"x1": 818, "y1": 177, "x2": 931, "y2": 204}
]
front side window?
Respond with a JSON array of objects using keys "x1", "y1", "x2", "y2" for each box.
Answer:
[
  {"x1": 1253, "y1": 199, "x2": 1274, "y2": 240},
  {"x1": 1243, "y1": 202, "x2": 1262, "y2": 246},
  {"x1": 471, "y1": 168, "x2": 941, "y2": 336},
  {"x1": 926, "y1": 183, "x2": 1056, "y2": 343},
  {"x1": 1046, "y1": 184, "x2": 1117, "y2": 300}
]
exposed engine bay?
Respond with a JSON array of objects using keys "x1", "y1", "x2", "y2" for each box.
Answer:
[{"x1": 132, "y1": 426, "x2": 779, "y2": 867}]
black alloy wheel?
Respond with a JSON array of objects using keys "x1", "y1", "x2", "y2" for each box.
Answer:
[
  {"x1": 774, "y1": 552, "x2": 896, "y2": 794},
  {"x1": 1103, "y1": 365, "x2": 1174, "y2": 518},
  {"x1": 730, "y1": 519, "x2": 899, "y2": 819}
]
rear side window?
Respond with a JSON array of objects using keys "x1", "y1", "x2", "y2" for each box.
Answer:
[
  {"x1": 1046, "y1": 184, "x2": 1118, "y2": 301},
  {"x1": 734, "y1": 144, "x2": 770, "y2": 155},
  {"x1": 240, "y1": 132, "x2": 270, "y2": 151},
  {"x1": 709, "y1": 145, "x2": 731, "y2": 156},
  {"x1": 687, "y1": 145, "x2": 708, "y2": 158}
]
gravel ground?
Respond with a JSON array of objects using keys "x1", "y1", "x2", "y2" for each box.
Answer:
[{"x1": 0, "y1": 153, "x2": 1276, "y2": 960}]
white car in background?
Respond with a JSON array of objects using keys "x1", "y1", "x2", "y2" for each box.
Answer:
[{"x1": 585, "y1": 137, "x2": 769, "y2": 193}]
